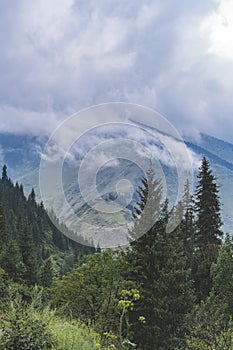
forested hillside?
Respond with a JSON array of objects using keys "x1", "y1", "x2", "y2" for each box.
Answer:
[
  {"x1": 1, "y1": 158, "x2": 233, "y2": 349},
  {"x1": 0, "y1": 165, "x2": 95, "y2": 284}
]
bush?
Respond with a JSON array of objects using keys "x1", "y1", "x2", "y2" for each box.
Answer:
[
  {"x1": 0, "y1": 293, "x2": 56, "y2": 350},
  {"x1": 0, "y1": 287, "x2": 112, "y2": 350},
  {"x1": 0, "y1": 318, "x2": 54, "y2": 350},
  {"x1": 185, "y1": 294, "x2": 233, "y2": 349}
]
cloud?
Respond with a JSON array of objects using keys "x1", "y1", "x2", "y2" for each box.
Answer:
[
  {"x1": 0, "y1": 0, "x2": 233, "y2": 141},
  {"x1": 0, "y1": 146, "x2": 5, "y2": 165},
  {"x1": 42, "y1": 119, "x2": 194, "y2": 181},
  {"x1": 201, "y1": 0, "x2": 233, "y2": 61},
  {"x1": 0, "y1": 105, "x2": 60, "y2": 134}
]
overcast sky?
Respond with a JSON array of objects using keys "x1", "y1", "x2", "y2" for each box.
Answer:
[{"x1": 1, "y1": 0, "x2": 233, "y2": 141}]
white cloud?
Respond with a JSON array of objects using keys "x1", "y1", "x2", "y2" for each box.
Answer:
[
  {"x1": 0, "y1": 105, "x2": 60, "y2": 134},
  {"x1": 201, "y1": 0, "x2": 233, "y2": 61},
  {"x1": 0, "y1": 0, "x2": 233, "y2": 142}
]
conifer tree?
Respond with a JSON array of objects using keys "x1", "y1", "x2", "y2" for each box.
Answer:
[
  {"x1": 182, "y1": 179, "x2": 195, "y2": 269},
  {"x1": 2, "y1": 164, "x2": 7, "y2": 182},
  {"x1": 194, "y1": 156, "x2": 223, "y2": 300},
  {"x1": 28, "y1": 188, "x2": 36, "y2": 206},
  {"x1": 0, "y1": 240, "x2": 24, "y2": 281},
  {"x1": 39, "y1": 257, "x2": 54, "y2": 288},
  {"x1": 129, "y1": 164, "x2": 163, "y2": 244},
  {"x1": 211, "y1": 234, "x2": 233, "y2": 316},
  {"x1": 18, "y1": 220, "x2": 38, "y2": 285},
  {"x1": 0, "y1": 203, "x2": 7, "y2": 247},
  {"x1": 125, "y1": 167, "x2": 195, "y2": 349}
]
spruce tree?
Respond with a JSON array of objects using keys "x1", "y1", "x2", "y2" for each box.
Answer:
[
  {"x1": 0, "y1": 240, "x2": 24, "y2": 281},
  {"x1": 2, "y1": 164, "x2": 7, "y2": 182},
  {"x1": 18, "y1": 220, "x2": 38, "y2": 285},
  {"x1": 129, "y1": 164, "x2": 163, "y2": 244},
  {"x1": 28, "y1": 188, "x2": 36, "y2": 206},
  {"x1": 0, "y1": 203, "x2": 7, "y2": 247},
  {"x1": 194, "y1": 156, "x2": 223, "y2": 300},
  {"x1": 39, "y1": 257, "x2": 54, "y2": 288},
  {"x1": 181, "y1": 179, "x2": 195, "y2": 269},
  {"x1": 211, "y1": 234, "x2": 233, "y2": 317},
  {"x1": 124, "y1": 168, "x2": 194, "y2": 349}
]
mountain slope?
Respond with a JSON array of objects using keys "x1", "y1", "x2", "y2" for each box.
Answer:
[
  {"x1": 0, "y1": 131, "x2": 233, "y2": 246},
  {"x1": 0, "y1": 167, "x2": 95, "y2": 278}
]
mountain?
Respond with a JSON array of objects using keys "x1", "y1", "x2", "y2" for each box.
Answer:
[{"x1": 0, "y1": 131, "x2": 233, "y2": 247}]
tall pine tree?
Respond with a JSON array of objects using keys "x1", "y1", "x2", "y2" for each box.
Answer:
[
  {"x1": 125, "y1": 167, "x2": 194, "y2": 349},
  {"x1": 194, "y1": 156, "x2": 223, "y2": 300},
  {"x1": 129, "y1": 164, "x2": 163, "y2": 243},
  {"x1": 0, "y1": 240, "x2": 24, "y2": 281},
  {"x1": 181, "y1": 179, "x2": 195, "y2": 270},
  {"x1": 0, "y1": 203, "x2": 7, "y2": 247},
  {"x1": 18, "y1": 220, "x2": 38, "y2": 285},
  {"x1": 2, "y1": 164, "x2": 8, "y2": 183},
  {"x1": 39, "y1": 257, "x2": 54, "y2": 288}
]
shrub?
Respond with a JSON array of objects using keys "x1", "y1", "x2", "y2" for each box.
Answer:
[{"x1": 0, "y1": 293, "x2": 56, "y2": 350}]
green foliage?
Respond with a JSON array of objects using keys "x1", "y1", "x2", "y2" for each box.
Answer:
[
  {"x1": 2, "y1": 164, "x2": 7, "y2": 182},
  {"x1": 0, "y1": 165, "x2": 95, "y2": 283},
  {"x1": 0, "y1": 202, "x2": 7, "y2": 247},
  {"x1": 193, "y1": 156, "x2": 223, "y2": 300},
  {"x1": 48, "y1": 317, "x2": 105, "y2": 350},
  {"x1": 181, "y1": 179, "x2": 195, "y2": 269},
  {"x1": 0, "y1": 287, "x2": 108, "y2": 350},
  {"x1": 129, "y1": 164, "x2": 163, "y2": 242},
  {"x1": 0, "y1": 294, "x2": 56, "y2": 350},
  {"x1": 118, "y1": 289, "x2": 141, "y2": 349},
  {"x1": 185, "y1": 294, "x2": 233, "y2": 349},
  {"x1": 211, "y1": 234, "x2": 233, "y2": 314},
  {"x1": 52, "y1": 249, "x2": 128, "y2": 338},
  {"x1": 0, "y1": 267, "x2": 9, "y2": 310},
  {"x1": 39, "y1": 257, "x2": 54, "y2": 288},
  {"x1": 0, "y1": 240, "x2": 24, "y2": 282},
  {"x1": 184, "y1": 234, "x2": 233, "y2": 349},
  {"x1": 18, "y1": 220, "x2": 38, "y2": 285},
  {"x1": 124, "y1": 171, "x2": 195, "y2": 349},
  {"x1": 0, "y1": 160, "x2": 230, "y2": 349}
]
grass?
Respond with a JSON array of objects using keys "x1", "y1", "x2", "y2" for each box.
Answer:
[
  {"x1": 31, "y1": 305, "x2": 111, "y2": 350},
  {"x1": 0, "y1": 288, "x2": 112, "y2": 350},
  {"x1": 48, "y1": 316, "x2": 103, "y2": 350}
]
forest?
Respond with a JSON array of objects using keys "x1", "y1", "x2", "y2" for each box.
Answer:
[{"x1": 0, "y1": 157, "x2": 232, "y2": 350}]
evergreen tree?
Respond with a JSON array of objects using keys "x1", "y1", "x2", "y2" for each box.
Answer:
[
  {"x1": 129, "y1": 164, "x2": 163, "y2": 243},
  {"x1": 181, "y1": 179, "x2": 195, "y2": 269},
  {"x1": 0, "y1": 240, "x2": 24, "y2": 281},
  {"x1": 39, "y1": 257, "x2": 54, "y2": 288},
  {"x1": 186, "y1": 237, "x2": 233, "y2": 350},
  {"x1": 211, "y1": 234, "x2": 233, "y2": 316},
  {"x1": 18, "y1": 221, "x2": 38, "y2": 285},
  {"x1": 0, "y1": 203, "x2": 7, "y2": 247},
  {"x1": 124, "y1": 169, "x2": 195, "y2": 349},
  {"x1": 2, "y1": 164, "x2": 8, "y2": 182},
  {"x1": 194, "y1": 156, "x2": 223, "y2": 300},
  {"x1": 28, "y1": 188, "x2": 36, "y2": 206},
  {"x1": 0, "y1": 166, "x2": 94, "y2": 280}
]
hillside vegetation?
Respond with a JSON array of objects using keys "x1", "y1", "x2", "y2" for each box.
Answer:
[{"x1": 1, "y1": 158, "x2": 233, "y2": 349}]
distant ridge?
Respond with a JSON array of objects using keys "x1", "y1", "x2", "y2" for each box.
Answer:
[
  {"x1": 185, "y1": 141, "x2": 233, "y2": 172},
  {"x1": 1, "y1": 130, "x2": 233, "y2": 244}
]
